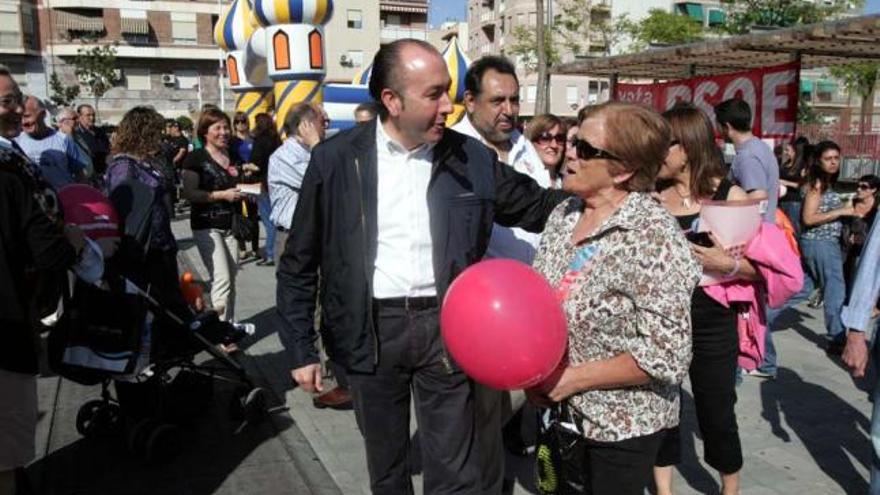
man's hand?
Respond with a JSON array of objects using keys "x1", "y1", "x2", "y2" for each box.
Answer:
[
  {"x1": 842, "y1": 330, "x2": 869, "y2": 378},
  {"x1": 291, "y1": 363, "x2": 324, "y2": 394}
]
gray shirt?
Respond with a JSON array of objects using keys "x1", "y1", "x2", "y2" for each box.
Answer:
[
  {"x1": 267, "y1": 138, "x2": 311, "y2": 230},
  {"x1": 729, "y1": 137, "x2": 779, "y2": 222},
  {"x1": 15, "y1": 130, "x2": 88, "y2": 190}
]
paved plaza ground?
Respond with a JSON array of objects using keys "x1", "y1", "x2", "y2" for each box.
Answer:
[{"x1": 25, "y1": 217, "x2": 877, "y2": 494}]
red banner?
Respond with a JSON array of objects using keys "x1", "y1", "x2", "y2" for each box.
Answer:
[{"x1": 613, "y1": 62, "x2": 800, "y2": 139}]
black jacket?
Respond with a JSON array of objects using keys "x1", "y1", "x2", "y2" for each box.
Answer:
[
  {"x1": 276, "y1": 121, "x2": 567, "y2": 372},
  {"x1": 0, "y1": 145, "x2": 75, "y2": 374}
]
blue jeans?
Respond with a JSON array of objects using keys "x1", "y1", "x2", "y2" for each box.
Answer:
[
  {"x1": 258, "y1": 193, "x2": 276, "y2": 261},
  {"x1": 801, "y1": 238, "x2": 847, "y2": 343}
]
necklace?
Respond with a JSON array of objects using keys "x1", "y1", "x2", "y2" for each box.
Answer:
[{"x1": 674, "y1": 185, "x2": 693, "y2": 209}]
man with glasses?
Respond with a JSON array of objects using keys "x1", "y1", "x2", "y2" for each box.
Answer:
[
  {"x1": 55, "y1": 108, "x2": 93, "y2": 179},
  {"x1": 0, "y1": 65, "x2": 83, "y2": 495},
  {"x1": 451, "y1": 54, "x2": 551, "y2": 494},
  {"x1": 74, "y1": 104, "x2": 110, "y2": 176},
  {"x1": 15, "y1": 96, "x2": 89, "y2": 189}
]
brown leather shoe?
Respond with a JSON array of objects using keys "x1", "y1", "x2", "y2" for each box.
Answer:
[{"x1": 312, "y1": 387, "x2": 352, "y2": 409}]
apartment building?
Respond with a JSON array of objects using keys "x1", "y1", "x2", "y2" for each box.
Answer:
[
  {"x1": 466, "y1": 0, "x2": 730, "y2": 116},
  {"x1": 30, "y1": 0, "x2": 235, "y2": 122},
  {"x1": 0, "y1": 0, "x2": 40, "y2": 93}
]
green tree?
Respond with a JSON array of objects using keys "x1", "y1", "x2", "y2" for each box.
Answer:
[
  {"x1": 626, "y1": 8, "x2": 705, "y2": 52},
  {"x1": 48, "y1": 71, "x2": 80, "y2": 108},
  {"x1": 829, "y1": 62, "x2": 880, "y2": 132},
  {"x1": 176, "y1": 115, "x2": 193, "y2": 132},
  {"x1": 797, "y1": 93, "x2": 821, "y2": 125},
  {"x1": 720, "y1": 0, "x2": 862, "y2": 34},
  {"x1": 73, "y1": 44, "x2": 121, "y2": 119}
]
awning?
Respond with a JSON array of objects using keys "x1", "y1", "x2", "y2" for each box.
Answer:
[
  {"x1": 817, "y1": 80, "x2": 838, "y2": 93},
  {"x1": 800, "y1": 79, "x2": 814, "y2": 92},
  {"x1": 54, "y1": 10, "x2": 104, "y2": 33},
  {"x1": 708, "y1": 9, "x2": 725, "y2": 26},
  {"x1": 555, "y1": 14, "x2": 880, "y2": 80},
  {"x1": 380, "y1": 2, "x2": 428, "y2": 14},
  {"x1": 677, "y1": 3, "x2": 703, "y2": 22},
  {"x1": 120, "y1": 16, "x2": 150, "y2": 35}
]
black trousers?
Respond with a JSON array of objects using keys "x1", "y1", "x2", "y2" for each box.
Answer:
[
  {"x1": 576, "y1": 430, "x2": 665, "y2": 495},
  {"x1": 346, "y1": 302, "x2": 480, "y2": 495},
  {"x1": 656, "y1": 290, "x2": 743, "y2": 474}
]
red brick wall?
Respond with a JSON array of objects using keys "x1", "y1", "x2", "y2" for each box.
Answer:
[{"x1": 149, "y1": 11, "x2": 171, "y2": 44}]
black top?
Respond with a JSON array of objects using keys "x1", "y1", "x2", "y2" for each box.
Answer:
[
  {"x1": 183, "y1": 148, "x2": 239, "y2": 230},
  {"x1": 779, "y1": 163, "x2": 802, "y2": 203},
  {"x1": 673, "y1": 177, "x2": 734, "y2": 231},
  {"x1": 275, "y1": 122, "x2": 569, "y2": 372},
  {"x1": 0, "y1": 145, "x2": 75, "y2": 374},
  {"x1": 250, "y1": 133, "x2": 281, "y2": 187}
]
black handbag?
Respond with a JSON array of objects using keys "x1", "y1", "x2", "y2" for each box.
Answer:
[
  {"x1": 535, "y1": 402, "x2": 589, "y2": 495},
  {"x1": 231, "y1": 199, "x2": 259, "y2": 241}
]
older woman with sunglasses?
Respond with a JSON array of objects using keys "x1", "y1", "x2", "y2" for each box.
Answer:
[
  {"x1": 844, "y1": 174, "x2": 880, "y2": 294},
  {"x1": 529, "y1": 102, "x2": 701, "y2": 494},
  {"x1": 526, "y1": 114, "x2": 567, "y2": 188}
]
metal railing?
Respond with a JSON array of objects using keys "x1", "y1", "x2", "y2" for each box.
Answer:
[{"x1": 380, "y1": 27, "x2": 427, "y2": 41}]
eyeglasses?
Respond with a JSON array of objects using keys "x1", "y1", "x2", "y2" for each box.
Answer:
[
  {"x1": 322, "y1": 118, "x2": 331, "y2": 130},
  {"x1": 0, "y1": 91, "x2": 23, "y2": 109},
  {"x1": 534, "y1": 132, "x2": 567, "y2": 146},
  {"x1": 570, "y1": 137, "x2": 621, "y2": 162}
]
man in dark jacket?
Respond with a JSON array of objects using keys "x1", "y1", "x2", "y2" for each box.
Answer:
[
  {"x1": 276, "y1": 40, "x2": 566, "y2": 494},
  {"x1": 0, "y1": 65, "x2": 81, "y2": 495}
]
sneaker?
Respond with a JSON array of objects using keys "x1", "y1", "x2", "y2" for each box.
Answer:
[{"x1": 744, "y1": 369, "x2": 776, "y2": 379}]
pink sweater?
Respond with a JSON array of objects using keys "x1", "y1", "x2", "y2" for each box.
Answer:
[{"x1": 701, "y1": 223, "x2": 804, "y2": 370}]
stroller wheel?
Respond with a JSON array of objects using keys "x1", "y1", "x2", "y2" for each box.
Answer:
[
  {"x1": 127, "y1": 418, "x2": 160, "y2": 456},
  {"x1": 144, "y1": 424, "x2": 182, "y2": 464},
  {"x1": 92, "y1": 403, "x2": 123, "y2": 437},
  {"x1": 243, "y1": 387, "x2": 268, "y2": 423},
  {"x1": 76, "y1": 400, "x2": 107, "y2": 438}
]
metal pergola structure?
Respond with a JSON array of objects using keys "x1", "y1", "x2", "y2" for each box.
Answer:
[{"x1": 554, "y1": 13, "x2": 880, "y2": 88}]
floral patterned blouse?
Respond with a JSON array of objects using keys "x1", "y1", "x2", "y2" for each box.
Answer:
[{"x1": 533, "y1": 192, "x2": 702, "y2": 442}]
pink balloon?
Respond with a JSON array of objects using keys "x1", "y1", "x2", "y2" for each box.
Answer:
[{"x1": 441, "y1": 259, "x2": 568, "y2": 390}]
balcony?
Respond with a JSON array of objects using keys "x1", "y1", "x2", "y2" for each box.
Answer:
[
  {"x1": 589, "y1": 31, "x2": 606, "y2": 46},
  {"x1": 481, "y1": 10, "x2": 496, "y2": 26},
  {"x1": 380, "y1": 26, "x2": 427, "y2": 43},
  {"x1": 591, "y1": 0, "x2": 611, "y2": 12}
]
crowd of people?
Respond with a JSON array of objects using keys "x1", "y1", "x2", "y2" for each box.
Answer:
[{"x1": 3, "y1": 36, "x2": 880, "y2": 495}]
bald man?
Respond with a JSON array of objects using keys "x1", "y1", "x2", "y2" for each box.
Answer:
[
  {"x1": 277, "y1": 39, "x2": 566, "y2": 494},
  {"x1": 14, "y1": 96, "x2": 88, "y2": 188}
]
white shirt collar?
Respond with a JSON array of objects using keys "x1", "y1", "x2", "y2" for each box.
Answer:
[
  {"x1": 454, "y1": 114, "x2": 530, "y2": 163},
  {"x1": 0, "y1": 135, "x2": 12, "y2": 150},
  {"x1": 376, "y1": 119, "x2": 434, "y2": 158}
]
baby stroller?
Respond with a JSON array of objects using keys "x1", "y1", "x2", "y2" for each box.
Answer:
[{"x1": 48, "y1": 271, "x2": 267, "y2": 462}]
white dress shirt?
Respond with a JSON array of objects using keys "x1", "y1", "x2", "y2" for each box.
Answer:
[
  {"x1": 452, "y1": 115, "x2": 550, "y2": 264},
  {"x1": 372, "y1": 120, "x2": 437, "y2": 298}
]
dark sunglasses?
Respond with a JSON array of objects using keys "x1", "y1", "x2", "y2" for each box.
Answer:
[
  {"x1": 571, "y1": 137, "x2": 621, "y2": 162},
  {"x1": 234, "y1": 119, "x2": 248, "y2": 124},
  {"x1": 858, "y1": 183, "x2": 874, "y2": 190},
  {"x1": 534, "y1": 133, "x2": 567, "y2": 146}
]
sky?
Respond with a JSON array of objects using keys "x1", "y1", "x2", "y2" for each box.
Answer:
[
  {"x1": 868, "y1": 0, "x2": 880, "y2": 14},
  {"x1": 429, "y1": 0, "x2": 467, "y2": 27}
]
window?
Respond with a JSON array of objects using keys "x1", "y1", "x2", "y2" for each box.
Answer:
[
  {"x1": 517, "y1": 13, "x2": 524, "y2": 26},
  {"x1": 125, "y1": 68, "x2": 151, "y2": 90},
  {"x1": 385, "y1": 14, "x2": 402, "y2": 27},
  {"x1": 0, "y1": 5, "x2": 20, "y2": 48},
  {"x1": 171, "y1": 12, "x2": 197, "y2": 45},
  {"x1": 175, "y1": 70, "x2": 199, "y2": 89},
  {"x1": 347, "y1": 50, "x2": 364, "y2": 68},
  {"x1": 347, "y1": 9, "x2": 362, "y2": 29},
  {"x1": 566, "y1": 86, "x2": 578, "y2": 105},
  {"x1": 20, "y1": 4, "x2": 35, "y2": 48},
  {"x1": 527, "y1": 85, "x2": 537, "y2": 102},
  {"x1": 528, "y1": 12, "x2": 537, "y2": 26}
]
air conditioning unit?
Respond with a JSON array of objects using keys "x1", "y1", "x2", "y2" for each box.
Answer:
[{"x1": 161, "y1": 73, "x2": 177, "y2": 85}]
